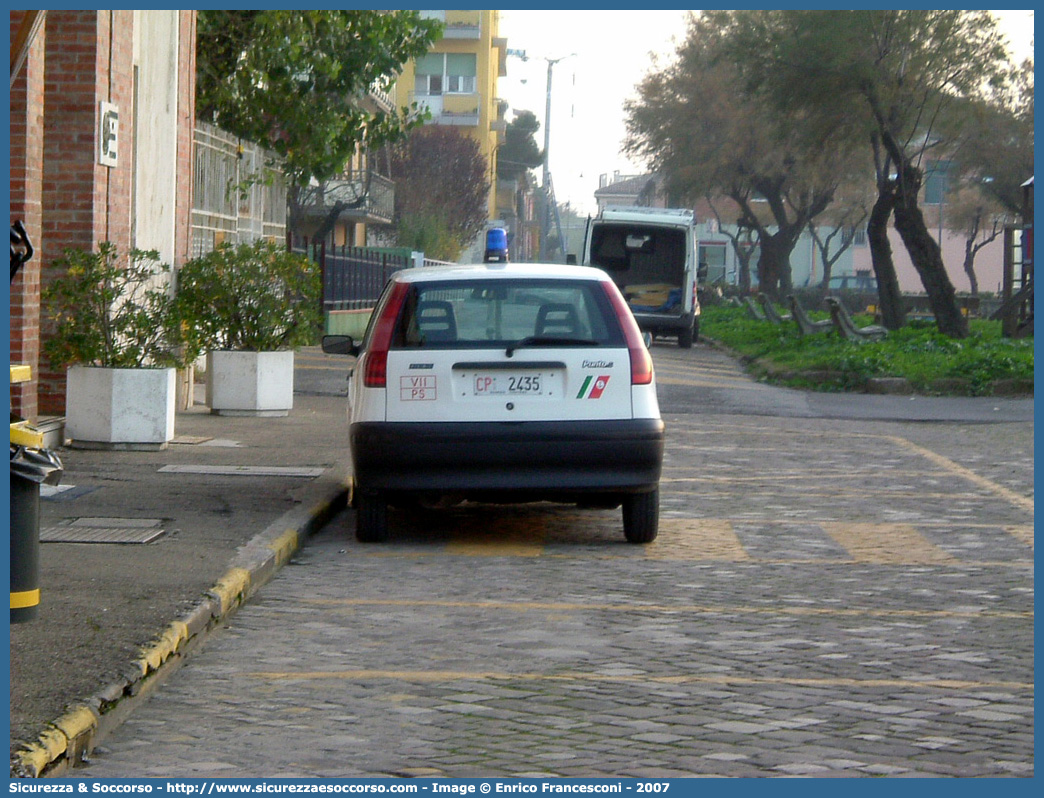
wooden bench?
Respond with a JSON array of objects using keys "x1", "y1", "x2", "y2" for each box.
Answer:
[
  {"x1": 786, "y1": 294, "x2": 833, "y2": 336},
  {"x1": 825, "y1": 297, "x2": 888, "y2": 342},
  {"x1": 757, "y1": 293, "x2": 792, "y2": 324},
  {"x1": 743, "y1": 296, "x2": 766, "y2": 321}
]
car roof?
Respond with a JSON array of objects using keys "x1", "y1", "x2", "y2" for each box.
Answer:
[{"x1": 392, "y1": 262, "x2": 610, "y2": 284}]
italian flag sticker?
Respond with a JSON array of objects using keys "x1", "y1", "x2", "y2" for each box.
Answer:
[{"x1": 577, "y1": 375, "x2": 611, "y2": 399}]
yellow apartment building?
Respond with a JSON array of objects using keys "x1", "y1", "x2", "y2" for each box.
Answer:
[{"x1": 395, "y1": 10, "x2": 509, "y2": 225}]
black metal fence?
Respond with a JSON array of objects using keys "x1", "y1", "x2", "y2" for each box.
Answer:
[{"x1": 293, "y1": 239, "x2": 412, "y2": 312}]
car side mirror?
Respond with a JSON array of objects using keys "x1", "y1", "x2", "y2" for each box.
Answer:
[
  {"x1": 321, "y1": 335, "x2": 359, "y2": 357},
  {"x1": 565, "y1": 254, "x2": 577, "y2": 265}
]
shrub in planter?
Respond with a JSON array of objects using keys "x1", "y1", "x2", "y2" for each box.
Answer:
[
  {"x1": 42, "y1": 243, "x2": 188, "y2": 448},
  {"x1": 174, "y1": 240, "x2": 321, "y2": 415}
]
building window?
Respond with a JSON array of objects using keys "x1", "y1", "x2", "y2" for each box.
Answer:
[
  {"x1": 924, "y1": 159, "x2": 953, "y2": 205},
  {"x1": 415, "y1": 52, "x2": 477, "y2": 96},
  {"x1": 698, "y1": 243, "x2": 728, "y2": 283},
  {"x1": 446, "y1": 53, "x2": 477, "y2": 93},
  {"x1": 415, "y1": 53, "x2": 444, "y2": 96}
]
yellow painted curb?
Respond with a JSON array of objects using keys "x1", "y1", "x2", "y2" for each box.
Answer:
[
  {"x1": 210, "y1": 567, "x2": 251, "y2": 616},
  {"x1": 53, "y1": 705, "x2": 97, "y2": 742},
  {"x1": 16, "y1": 705, "x2": 97, "y2": 777},
  {"x1": 136, "y1": 620, "x2": 190, "y2": 676},
  {"x1": 268, "y1": 529, "x2": 299, "y2": 566},
  {"x1": 17, "y1": 726, "x2": 68, "y2": 778}
]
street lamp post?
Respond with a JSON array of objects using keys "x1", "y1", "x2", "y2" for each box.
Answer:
[{"x1": 538, "y1": 53, "x2": 575, "y2": 262}]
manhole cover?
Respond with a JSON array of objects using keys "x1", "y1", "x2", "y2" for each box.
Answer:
[{"x1": 41, "y1": 517, "x2": 166, "y2": 544}]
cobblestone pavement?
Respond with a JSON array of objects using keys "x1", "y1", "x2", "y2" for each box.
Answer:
[{"x1": 81, "y1": 344, "x2": 1033, "y2": 778}]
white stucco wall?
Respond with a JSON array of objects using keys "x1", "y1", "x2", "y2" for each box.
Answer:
[
  {"x1": 132, "y1": 10, "x2": 180, "y2": 266},
  {"x1": 850, "y1": 229, "x2": 1006, "y2": 295}
]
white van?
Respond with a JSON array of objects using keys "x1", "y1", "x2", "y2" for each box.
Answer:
[{"x1": 580, "y1": 207, "x2": 702, "y2": 348}]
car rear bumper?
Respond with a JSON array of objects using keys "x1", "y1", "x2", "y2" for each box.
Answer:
[
  {"x1": 350, "y1": 419, "x2": 664, "y2": 496},
  {"x1": 632, "y1": 309, "x2": 696, "y2": 333}
]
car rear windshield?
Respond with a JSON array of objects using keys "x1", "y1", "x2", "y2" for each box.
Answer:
[{"x1": 390, "y1": 279, "x2": 625, "y2": 350}]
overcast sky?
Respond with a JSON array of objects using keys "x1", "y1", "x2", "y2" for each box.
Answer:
[{"x1": 497, "y1": 9, "x2": 1035, "y2": 217}]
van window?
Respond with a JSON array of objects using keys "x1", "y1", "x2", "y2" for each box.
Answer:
[{"x1": 590, "y1": 225, "x2": 686, "y2": 283}]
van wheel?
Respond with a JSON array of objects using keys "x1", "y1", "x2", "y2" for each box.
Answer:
[
  {"x1": 355, "y1": 492, "x2": 388, "y2": 543},
  {"x1": 623, "y1": 488, "x2": 659, "y2": 544},
  {"x1": 678, "y1": 322, "x2": 694, "y2": 349}
]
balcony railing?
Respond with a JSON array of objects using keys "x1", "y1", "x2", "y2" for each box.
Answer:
[
  {"x1": 297, "y1": 171, "x2": 394, "y2": 225},
  {"x1": 411, "y1": 92, "x2": 480, "y2": 126},
  {"x1": 444, "y1": 10, "x2": 481, "y2": 38}
]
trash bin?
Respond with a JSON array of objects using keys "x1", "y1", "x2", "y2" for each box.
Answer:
[{"x1": 10, "y1": 443, "x2": 62, "y2": 623}]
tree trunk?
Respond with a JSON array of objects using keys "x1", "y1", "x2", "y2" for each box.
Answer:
[
  {"x1": 311, "y1": 202, "x2": 348, "y2": 246},
  {"x1": 962, "y1": 243, "x2": 980, "y2": 296},
  {"x1": 757, "y1": 233, "x2": 793, "y2": 300},
  {"x1": 876, "y1": 130, "x2": 968, "y2": 338},
  {"x1": 867, "y1": 187, "x2": 905, "y2": 331},
  {"x1": 737, "y1": 250, "x2": 752, "y2": 294},
  {"x1": 892, "y1": 200, "x2": 968, "y2": 338}
]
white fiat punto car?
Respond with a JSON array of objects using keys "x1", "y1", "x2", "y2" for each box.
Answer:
[{"x1": 322, "y1": 262, "x2": 665, "y2": 544}]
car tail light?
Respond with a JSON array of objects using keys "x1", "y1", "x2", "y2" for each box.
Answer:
[
  {"x1": 363, "y1": 281, "x2": 410, "y2": 388},
  {"x1": 601, "y1": 280, "x2": 654, "y2": 385}
]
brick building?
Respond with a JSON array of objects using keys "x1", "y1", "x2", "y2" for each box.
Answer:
[{"x1": 9, "y1": 10, "x2": 196, "y2": 419}]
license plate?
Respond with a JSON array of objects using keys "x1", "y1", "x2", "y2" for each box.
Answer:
[{"x1": 471, "y1": 372, "x2": 548, "y2": 396}]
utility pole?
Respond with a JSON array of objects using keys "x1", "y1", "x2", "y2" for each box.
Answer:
[
  {"x1": 505, "y1": 48, "x2": 575, "y2": 262},
  {"x1": 539, "y1": 53, "x2": 575, "y2": 261}
]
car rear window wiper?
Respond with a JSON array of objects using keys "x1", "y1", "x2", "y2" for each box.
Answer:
[{"x1": 506, "y1": 336, "x2": 599, "y2": 357}]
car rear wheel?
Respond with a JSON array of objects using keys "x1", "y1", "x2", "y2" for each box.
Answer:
[
  {"x1": 678, "y1": 320, "x2": 695, "y2": 349},
  {"x1": 355, "y1": 491, "x2": 388, "y2": 543},
  {"x1": 622, "y1": 488, "x2": 659, "y2": 543}
]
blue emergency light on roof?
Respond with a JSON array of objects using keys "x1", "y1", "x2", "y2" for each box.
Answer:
[{"x1": 483, "y1": 227, "x2": 508, "y2": 263}]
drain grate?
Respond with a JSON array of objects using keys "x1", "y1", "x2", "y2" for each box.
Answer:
[
  {"x1": 171, "y1": 435, "x2": 213, "y2": 445},
  {"x1": 40, "y1": 484, "x2": 96, "y2": 501},
  {"x1": 41, "y1": 517, "x2": 167, "y2": 544},
  {"x1": 158, "y1": 464, "x2": 324, "y2": 478}
]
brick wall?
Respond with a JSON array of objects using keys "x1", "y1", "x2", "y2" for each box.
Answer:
[
  {"x1": 9, "y1": 12, "x2": 46, "y2": 420},
  {"x1": 37, "y1": 11, "x2": 136, "y2": 415},
  {"x1": 13, "y1": 11, "x2": 197, "y2": 418}
]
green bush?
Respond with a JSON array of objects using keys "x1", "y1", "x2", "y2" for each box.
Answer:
[
  {"x1": 174, "y1": 240, "x2": 321, "y2": 355},
  {"x1": 701, "y1": 305, "x2": 1033, "y2": 395},
  {"x1": 42, "y1": 243, "x2": 187, "y2": 370}
]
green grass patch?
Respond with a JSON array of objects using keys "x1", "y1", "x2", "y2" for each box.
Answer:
[{"x1": 701, "y1": 304, "x2": 1034, "y2": 395}]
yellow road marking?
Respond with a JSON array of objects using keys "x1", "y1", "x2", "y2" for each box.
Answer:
[
  {"x1": 1006, "y1": 525, "x2": 1034, "y2": 549},
  {"x1": 304, "y1": 597, "x2": 1031, "y2": 620},
  {"x1": 446, "y1": 525, "x2": 546, "y2": 557},
  {"x1": 657, "y1": 377, "x2": 759, "y2": 389},
  {"x1": 822, "y1": 522, "x2": 957, "y2": 565},
  {"x1": 663, "y1": 485, "x2": 1009, "y2": 502},
  {"x1": 888, "y1": 435, "x2": 1034, "y2": 513},
  {"x1": 661, "y1": 470, "x2": 953, "y2": 483},
  {"x1": 245, "y1": 668, "x2": 1033, "y2": 692},
  {"x1": 647, "y1": 518, "x2": 749, "y2": 560}
]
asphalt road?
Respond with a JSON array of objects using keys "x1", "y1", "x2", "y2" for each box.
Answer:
[{"x1": 76, "y1": 340, "x2": 1035, "y2": 778}]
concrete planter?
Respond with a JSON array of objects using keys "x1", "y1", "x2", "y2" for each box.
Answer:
[
  {"x1": 206, "y1": 350, "x2": 294, "y2": 417},
  {"x1": 65, "y1": 366, "x2": 176, "y2": 450}
]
